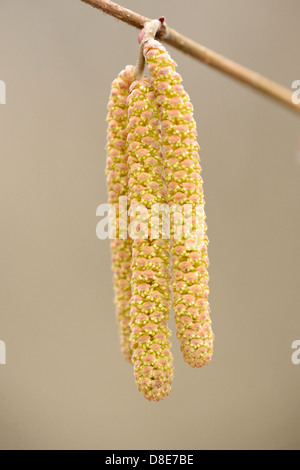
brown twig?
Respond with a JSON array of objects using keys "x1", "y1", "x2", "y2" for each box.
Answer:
[{"x1": 81, "y1": 0, "x2": 300, "y2": 116}]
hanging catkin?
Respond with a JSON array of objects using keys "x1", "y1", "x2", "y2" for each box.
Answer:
[
  {"x1": 127, "y1": 76, "x2": 174, "y2": 401},
  {"x1": 144, "y1": 39, "x2": 214, "y2": 368},
  {"x1": 105, "y1": 20, "x2": 214, "y2": 400},
  {"x1": 106, "y1": 65, "x2": 135, "y2": 362}
]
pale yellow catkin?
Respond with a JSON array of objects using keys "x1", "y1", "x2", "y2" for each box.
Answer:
[
  {"x1": 127, "y1": 76, "x2": 174, "y2": 401},
  {"x1": 106, "y1": 65, "x2": 135, "y2": 362},
  {"x1": 144, "y1": 39, "x2": 214, "y2": 368}
]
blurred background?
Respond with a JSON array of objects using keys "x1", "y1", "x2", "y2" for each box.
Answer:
[{"x1": 0, "y1": 0, "x2": 299, "y2": 450}]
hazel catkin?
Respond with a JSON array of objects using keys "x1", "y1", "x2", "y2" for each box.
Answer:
[
  {"x1": 144, "y1": 39, "x2": 214, "y2": 368},
  {"x1": 106, "y1": 65, "x2": 135, "y2": 362},
  {"x1": 127, "y1": 76, "x2": 174, "y2": 401}
]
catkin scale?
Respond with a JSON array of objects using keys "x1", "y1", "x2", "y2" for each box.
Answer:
[
  {"x1": 144, "y1": 39, "x2": 214, "y2": 368},
  {"x1": 127, "y1": 77, "x2": 174, "y2": 401},
  {"x1": 106, "y1": 65, "x2": 135, "y2": 362}
]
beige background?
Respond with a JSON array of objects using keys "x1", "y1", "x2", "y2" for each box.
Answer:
[{"x1": 0, "y1": 0, "x2": 299, "y2": 450}]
